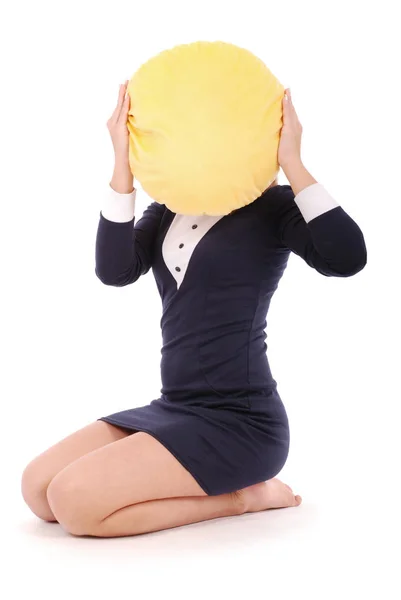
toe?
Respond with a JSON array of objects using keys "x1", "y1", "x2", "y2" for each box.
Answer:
[{"x1": 294, "y1": 494, "x2": 302, "y2": 506}]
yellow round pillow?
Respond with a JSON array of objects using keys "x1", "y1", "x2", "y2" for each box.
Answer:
[{"x1": 127, "y1": 41, "x2": 284, "y2": 216}]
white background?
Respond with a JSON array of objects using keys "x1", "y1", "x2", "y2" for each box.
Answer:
[{"x1": 1, "y1": 0, "x2": 400, "y2": 598}]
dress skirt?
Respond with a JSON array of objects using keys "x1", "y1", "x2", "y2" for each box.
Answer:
[{"x1": 99, "y1": 389, "x2": 290, "y2": 496}]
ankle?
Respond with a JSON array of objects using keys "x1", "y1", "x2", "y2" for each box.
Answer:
[{"x1": 229, "y1": 489, "x2": 248, "y2": 515}]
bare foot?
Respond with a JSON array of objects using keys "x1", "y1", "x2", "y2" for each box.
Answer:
[{"x1": 232, "y1": 478, "x2": 302, "y2": 514}]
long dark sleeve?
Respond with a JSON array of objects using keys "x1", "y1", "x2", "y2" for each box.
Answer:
[
  {"x1": 264, "y1": 184, "x2": 367, "y2": 277},
  {"x1": 95, "y1": 195, "x2": 165, "y2": 287}
]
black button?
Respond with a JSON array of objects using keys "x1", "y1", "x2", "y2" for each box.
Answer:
[
  {"x1": 175, "y1": 266, "x2": 181, "y2": 272},
  {"x1": 179, "y1": 243, "x2": 184, "y2": 248},
  {"x1": 192, "y1": 224, "x2": 198, "y2": 229}
]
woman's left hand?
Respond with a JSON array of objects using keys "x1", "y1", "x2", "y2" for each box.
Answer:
[{"x1": 278, "y1": 88, "x2": 303, "y2": 170}]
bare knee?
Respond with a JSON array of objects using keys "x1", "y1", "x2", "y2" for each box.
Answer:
[
  {"x1": 21, "y1": 458, "x2": 57, "y2": 522},
  {"x1": 46, "y1": 471, "x2": 96, "y2": 536}
]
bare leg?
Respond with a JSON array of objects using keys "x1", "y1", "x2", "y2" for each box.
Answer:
[
  {"x1": 88, "y1": 478, "x2": 302, "y2": 537},
  {"x1": 45, "y1": 432, "x2": 302, "y2": 537},
  {"x1": 93, "y1": 492, "x2": 242, "y2": 537},
  {"x1": 21, "y1": 421, "x2": 132, "y2": 522}
]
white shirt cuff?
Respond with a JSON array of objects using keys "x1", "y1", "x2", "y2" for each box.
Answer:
[
  {"x1": 101, "y1": 184, "x2": 136, "y2": 223},
  {"x1": 294, "y1": 182, "x2": 339, "y2": 223}
]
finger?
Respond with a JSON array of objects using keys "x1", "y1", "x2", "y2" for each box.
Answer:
[
  {"x1": 283, "y1": 89, "x2": 291, "y2": 109},
  {"x1": 117, "y1": 92, "x2": 130, "y2": 123},
  {"x1": 282, "y1": 92, "x2": 291, "y2": 121},
  {"x1": 286, "y1": 88, "x2": 299, "y2": 117},
  {"x1": 109, "y1": 84, "x2": 126, "y2": 123},
  {"x1": 283, "y1": 90, "x2": 298, "y2": 122},
  {"x1": 288, "y1": 98, "x2": 300, "y2": 124},
  {"x1": 121, "y1": 80, "x2": 130, "y2": 112}
]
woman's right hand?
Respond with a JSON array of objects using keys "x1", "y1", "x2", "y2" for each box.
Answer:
[
  {"x1": 107, "y1": 80, "x2": 131, "y2": 161},
  {"x1": 107, "y1": 80, "x2": 134, "y2": 193}
]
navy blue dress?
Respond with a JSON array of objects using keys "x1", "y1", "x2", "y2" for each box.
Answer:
[{"x1": 95, "y1": 184, "x2": 367, "y2": 495}]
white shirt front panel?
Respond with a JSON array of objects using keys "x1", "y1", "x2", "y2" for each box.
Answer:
[{"x1": 162, "y1": 213, "x2": 224, "y2": 288}]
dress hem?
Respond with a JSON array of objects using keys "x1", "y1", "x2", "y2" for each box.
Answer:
[{"x1": 97, "y1": 417, "x2": 213, "y2": 496}]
